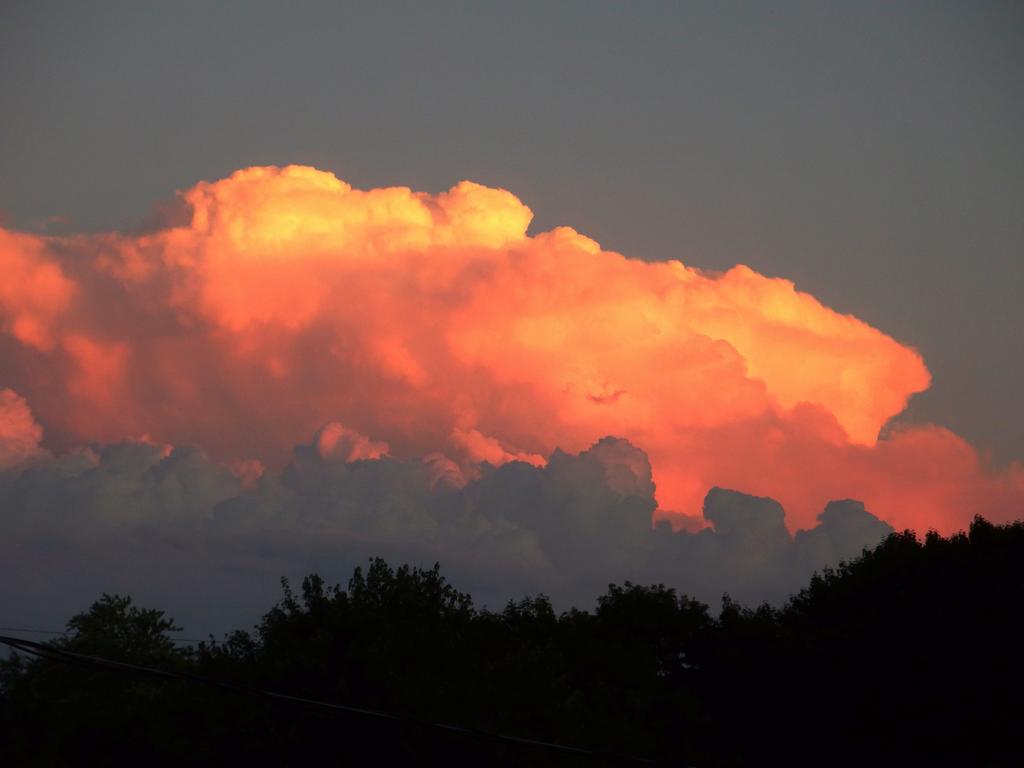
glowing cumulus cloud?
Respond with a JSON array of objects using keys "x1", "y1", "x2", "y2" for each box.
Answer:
[{"x1": 1, "y1": 165, "x2": 1021, "y2": 533}]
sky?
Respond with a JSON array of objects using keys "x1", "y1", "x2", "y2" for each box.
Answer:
[
  {"x1": 2, "y1": 1, "x2": 1021, "y2": 462},
  {"x1": 0, "y1": 2, "x2": 1022, "y2": 632}
]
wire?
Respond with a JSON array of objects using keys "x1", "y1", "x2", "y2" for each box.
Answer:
[
  {"x1": 0, "y1": 634, "x2": 680, "y2": 766},
  {"x1": 0, "y1": 626, "x2": 67, "y2": 636},
  {"x1": 0, "y1": 626, "x2": 205, "y2": 643}
]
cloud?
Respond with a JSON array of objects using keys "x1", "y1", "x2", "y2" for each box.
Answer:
[
  {"x1": 312, "y1": 421, "x2": 389, "y2": 462},
  {"x1": 0, "y1": 165, "x2": 1020, "y2": 537},
  {"x1": 0, "y1": 429, "x2": 894, "y2": 634},
  {"x1": 0, "y1": 389, "x2": 45, "y2": 468},
  {"x1": 0, "y1": 229, "x2": 75, "y2": 351}
]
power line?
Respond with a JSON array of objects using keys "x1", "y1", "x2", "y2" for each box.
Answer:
[
  {"x1": 0, "y1": 634, "x2": 679, "y2": 766},
  {"x1": 0, "y1": 626, "x2": 67, "y2": 636},
  {"x1": 0, "y1": 626, "x2": 206, "y2": 643}
]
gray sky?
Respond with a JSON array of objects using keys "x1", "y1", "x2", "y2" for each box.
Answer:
[{"x1": 1, "y1": 0, "x2": 1021, "y2": 462}]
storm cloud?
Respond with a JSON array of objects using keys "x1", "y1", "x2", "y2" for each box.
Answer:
[
  {"x1": 1, "y1": 426, "x2": 893, "y2": 635},
  {"x1": 1, "y1": 166, "x2": 1021, "y2": 539}
]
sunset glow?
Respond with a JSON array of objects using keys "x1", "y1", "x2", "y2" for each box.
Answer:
[{"x1": 1, "y1": 165, "x2": 1020, "y2": 533}]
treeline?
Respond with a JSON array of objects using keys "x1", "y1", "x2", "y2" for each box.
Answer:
[{"x1": 2, "y1": 517, "x2": 1022, "y2": 766}]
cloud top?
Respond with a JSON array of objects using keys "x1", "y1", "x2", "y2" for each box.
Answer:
[{"x1": 0, "y1": 165, "x2": 1020, "y2": 534}]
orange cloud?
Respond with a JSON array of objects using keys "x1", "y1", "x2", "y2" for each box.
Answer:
[
  {"x1": 0, "y1": 388, "x2": 45, "y2": 468},
  {"x1": 0, "y1": 229, "x2": 75, "y2": 350},
  {"x1": 0, "y1": 165, "x2": 1018, "y2": 533},
  {"x1": 315, "y1": 421, "x2": 389, "y2": 463}
]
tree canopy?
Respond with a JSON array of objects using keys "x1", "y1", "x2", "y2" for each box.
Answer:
[{"x1": 2, "y1": 517, "x2": 1022, "y2": 766}]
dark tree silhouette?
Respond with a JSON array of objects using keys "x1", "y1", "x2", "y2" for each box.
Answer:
[
  {"x1": 2, "y1": 517, "x2": 1022, "y2": 766},
  {"x1": 0, "y1": 595, "x2": 197, "y2": 766}
]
